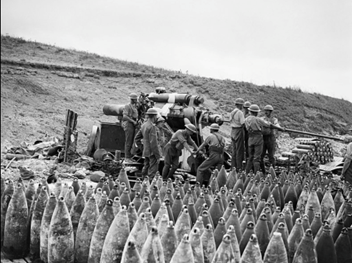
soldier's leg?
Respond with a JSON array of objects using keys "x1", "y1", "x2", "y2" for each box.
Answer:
[
  {"x1": 142, "y1": 157, "x2": 150, "y2": 177},
  {"x1": 124, "y1": 123, "x2": 135, "y2": 159},
  {"x1": 167, "y1": 154, "x2": 179, "y2": 179},
  {"x1": 267, "y1": 136, "x2": 276, "y2": 168},
  {"x1": 197, "y1": 153, "x2": 219, "y2": 186},
  {"x1": 231, "y1": 137, "x2": 237, "y2": 169},
  {"x1": 253, "y1": 143, "x2": 263, "y2": 174},
  {"x1": 235, "y1": 129, "x2": 245, "y2": 171},
  {"x1": 162, "y1": 145, "x2": 173, "y2": 180},
  {"x1": 148, "y1": 155, "x2": 159, "y2": 179},
  {"x1": 260, "y1": 137, "x2": 268, "y2": 173},
  {"x1": 246, "y1": 144, "x2": 254, "y2": 174}
]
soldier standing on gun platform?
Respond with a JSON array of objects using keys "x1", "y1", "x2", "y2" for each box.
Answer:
[
  {"x1": 230, "y1": 98, "x2": 245, "y2": 171},
  {"x1": 245, "y1": 104, "x2": 284, "y2": 174},
  {"x1": 162, "y1": 124, "x2": 198, "y2": 180},
  {"x1": 195, "y1": 123, "x2": 225, "y2": 186},
  {"x1": 140, "y1": 108, "x2": 161, "y2": 179},
  {"x1": 122, "y1": 93, "x2": 139, "y2": 162},
  {"x1": 260, "y1": 105, "x2": 280, "y2": 173}
]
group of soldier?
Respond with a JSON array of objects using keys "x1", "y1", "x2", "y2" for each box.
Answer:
[
  {"x1": 121, "y1": 92, "x2": 287, "y2": 186},
  {"x1": 121, "y1": 93, "x2": 225, "y2": 184},
  {"x1": 230, "y1": 98, "x2": 285, "y2": 175}
]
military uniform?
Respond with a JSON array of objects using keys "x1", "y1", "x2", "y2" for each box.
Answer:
[
  {"x1": 122, "y1": 103, "x2": 138, "y2": 159},
  {"x1": 342, "y1": 143, "x2": 352, "y2": 185},
  {"x1": 140, "y1": 119, "x2": 161, "y2": 178},
  {"x1": 230, "y1": 108, "x2": 245, "y2": 170},
  {"x1": 245, "y1": 115, "x2": 271, "y2": 173},
  {"x1": 196, "y1": 132, "x2": 225, "y2": 186},
  {"x1": 162, "y1": 129, "x2": 197, "y2": 180},
  {"x1": 243, "y1": 107, "x2": 250, "y2": 163},
  {"x1": 260, "y1": 115, "x2": 280, "y2": 172}
]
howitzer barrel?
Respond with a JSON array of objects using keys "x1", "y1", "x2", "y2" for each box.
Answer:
[
  {"x1": 103, "y1": 104, "x2": 124, "y2": 117},
  {"x1": 148, "y1": 92, "x2": 204, "y2": 106},
  {"x1": 284, "y1": 128, "x2": 343, "y2": 141}
]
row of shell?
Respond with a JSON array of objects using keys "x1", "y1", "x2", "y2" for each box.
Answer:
[{"x1": 1, "y1": 166, "x2": 352, "y2": 263}]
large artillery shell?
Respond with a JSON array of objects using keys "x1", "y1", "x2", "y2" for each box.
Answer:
[
  {"x1": 100, "y1": 206, "x2": 130, "y2": 263},
  {"x1": 161, "y1": 221, "x2": 178, "y2": 263},
  {"x1": 121, "y1": 241, "x2": 142, "y2": 263},
  {"x1": 211, "y1": 234, "x2": 234, "y2": 263},
  {"x1": 70, "y1": 190, "x2": 86, "y2": 241},
  {"x1": 263, "y1": 232, "x2": 287, "y2": 263},
  {"x1": 3, "y1": 183, "x2": 29, "y2": 259},
  {"x1": 87, "y1": 199, "x2": 115, "y2": 263},
  {"x1": 214, "y1": 217, "x2": 227, "y2": 249},
  {"x1": 127, "y1": 202, "x2": 138, "y2": 230},
  {"x1": 170, "y1": 234, "x2": 194, "y2": 263},
  {"x1": 315, "y1": 224, "x2": 337, "y2": 263},
  {"x1": 64, "y1": 186, "x2": 76, "y2": 212},
  {"x1": 127, "y1": 212, "x2": 149, "y2": 253},
  {"x1": 40, "y1": 193, "x2": 57, "y2": 263},
  {"x1": 140, "y1": 226, "x2": 165, "y2": 263},
  {"x1": 0, "y1": 193, "x2": 11, "y2": 248},
  {"x1": 30, "y1": 186, "x2": 49, "y2": 260},
  {"x1": 201, "y1": 224, "x2": 216, "y2": 263},
  {"x1": 226, "y1": 225, "x2": 240, "y2": 263},
  {"x1": 189, "y1": 227, "x2": 204, "y2": 263},
  {"x1": 241, "y1": 234, "x2": 263, "y2": 263},
  {"x1": 48, "y1": 196, "x2": 74, "y2": 263},
  {"x1": 292, "y1": 229, "x2": 317, "y2": 263},
  {"x1": 174, "y1": 208, "x2": 191, "y2": 243},
  {"x1": 75, "y1": 195, "x2": 99, "y2": 263},
  {"x1": 118, "y1": 167, "x2": 131, "y2": 191}
]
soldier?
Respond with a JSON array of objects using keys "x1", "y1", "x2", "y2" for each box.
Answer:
[
  {"x1": 260, "y1": 105, "x2": 281, "y2": 173},
  {"x1": 342, "y1": 127, "x2": 352, "y2": 144},
  {"x1": 243, "y1": 101, "x2": 251, "y2": 163},
  {"x1": 155, "y1": 116, "x2": 167, "y2": 152},
  {"x1": 162, "y1": 124, "x2": 198, "y2": 180},
  {"x1": 195, "y1": 123, "x2": 225, "y2": 186},
  {"x1": 243, "y1": 101, "x2": 251, "y2": 117},
  {"x1": 230, "y1": 98, "x2": 245, "y2": 171},
  {"x1": 341, "y1": 142, "x2": 352, "y2": 185},
  {"x1": 122, "y1": 93, "x2": 139, "y2": 161},
  {"x1": 245, "y1": 104, "x2": 284, "y2": 174},
  {"x1": 140, "y1": 108, "x2": 161, "y2": 179}
]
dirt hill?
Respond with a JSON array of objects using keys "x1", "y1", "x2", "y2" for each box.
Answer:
[{"x1": 1, "y1": 35, "x2": 351, "y2": 154}]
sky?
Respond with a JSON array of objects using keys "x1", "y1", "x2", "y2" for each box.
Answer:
[{"x1": 2, "y1": 0, "x2": 352, "y2": 102}]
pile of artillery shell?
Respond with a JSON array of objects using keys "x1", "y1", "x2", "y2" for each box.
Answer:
[
  {"x1": 1, "y1": 166, "x2": 352, "y2": 263},
  {"x1": 293, "y1": 139, "x2": 334, "y2": 164}
]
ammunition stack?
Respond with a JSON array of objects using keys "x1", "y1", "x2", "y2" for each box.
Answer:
[{"x1": 292, "y1": 138, "x2": 334, "y2": 164}]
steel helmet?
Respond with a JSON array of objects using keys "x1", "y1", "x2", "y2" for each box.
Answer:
[
  {"x1": 243, "y1": 101, "x2": 251, "y2": 108},
  {"x1": 185, "y1": 124, "x2": 197, "y2": 133},
  {"x1": 146, "y1": 108, "x2": 158, "y2": 115},
  {"x1": 264, "y1": 105, "x2": 274, "y2": 111},
  {"x1": 129, "y1": 93, "x2": 138, "y2": 99},
  {"x1": 210, "y1": 123, "x2": 220, "y2": 131},
  {"x1": 235, "y1": 98, "x2": 245, "y2": 105},
  {"x1": 156, "y1": 116, "x2": 165, "y2": 123},
  {"x1": 249, "y1": 104, "x2": 260, "y2": 113}
]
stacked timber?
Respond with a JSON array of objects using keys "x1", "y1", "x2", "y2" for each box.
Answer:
[{"x1": 1, "y1": 166, "x2": 352, "y2": 263}]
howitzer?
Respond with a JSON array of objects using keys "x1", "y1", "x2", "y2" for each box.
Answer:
[
  {"x1": 284, "y1": 128, "x2": 344, "y2": 141},
  {"x1": 87, "y1": 90, "x2": 230, "y2": 177}
]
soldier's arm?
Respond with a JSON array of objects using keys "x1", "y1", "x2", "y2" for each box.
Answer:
[
  {"x1": 187, "y1": 136, "x2": 199, "y2": 151},
  {"x1": 196, "y1": 137, "x2": 210, "y2": 153}
]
